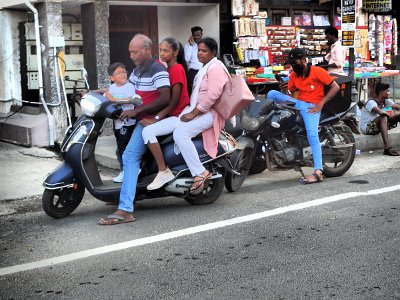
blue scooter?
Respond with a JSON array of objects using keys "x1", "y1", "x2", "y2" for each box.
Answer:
[{"x1": 42, "y1": 91, "x2": 237, "y2": 219}]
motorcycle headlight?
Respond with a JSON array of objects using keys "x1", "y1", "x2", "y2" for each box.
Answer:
[
  {"x1": 241, "y1": 114, "x2": 260, "y2": 131},
  {"x1": 80, "y1": 94, "x2": 102, "y2": 117}
]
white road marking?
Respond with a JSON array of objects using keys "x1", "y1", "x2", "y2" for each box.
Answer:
[{"x1": 1, "y1": 184, "x2": 399, "y2": 277}]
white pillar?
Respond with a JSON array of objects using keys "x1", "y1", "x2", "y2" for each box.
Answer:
[{"x1": 0, "y1": 11, "x2": 24, "y2": 113}]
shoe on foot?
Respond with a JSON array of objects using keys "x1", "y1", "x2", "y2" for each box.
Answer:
[
  {"x1": 147, "y1": 168, "x2": 175, "y2": 190},
  {"x1": 113, "y1": 171, "x2": 124, "y2": 183}
]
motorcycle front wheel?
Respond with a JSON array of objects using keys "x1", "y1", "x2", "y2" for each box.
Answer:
[
  {"x1": 322, "y1": 125, "x2": 356, "y2": 177},
  {"x1": 225, "y1": 147, "x2": 254, "y2": 192},
  {"x1": 42, "y1": 184, "x2": 85, "y2": 219},
  {"x1": 184, "y1": 175, "x2": 224, "y2": 205}
]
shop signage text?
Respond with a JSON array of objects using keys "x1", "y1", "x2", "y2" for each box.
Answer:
[
  {"x1": 363, "y1": 0, "x2": 392, "y2": 12},
  {"x1": 341, "y1": 0, "x2": 356, "y2": 47}
]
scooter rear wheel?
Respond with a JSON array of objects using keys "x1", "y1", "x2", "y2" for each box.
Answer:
[
  {"x1": 42, "y1": 184, "x2": 85, "y2": 219},
  {"x1": 184, "y1": 176, "x2": 224, "y2": 205}
]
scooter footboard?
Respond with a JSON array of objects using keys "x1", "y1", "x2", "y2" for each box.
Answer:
[{"x1": 43, "y1": 162, "x2": 76, "y2": 190}]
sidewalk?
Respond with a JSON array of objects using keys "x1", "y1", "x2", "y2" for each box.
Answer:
[
  {"x1": 95, "y1": 125, "x2": 400, "y2": 169},
  {"x1": 1, "y1": 126, "x2": 400, "y2": 206}
]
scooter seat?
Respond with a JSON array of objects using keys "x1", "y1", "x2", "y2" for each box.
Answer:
[
  {"x1": 158, "y1": 132, "x2": 203, "y2": 145},
  {"x1": 158, "y1": 134, "x2": 173, "y2": 145}
]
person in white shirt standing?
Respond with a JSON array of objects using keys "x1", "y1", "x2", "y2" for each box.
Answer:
[
  {"x1": 184, "y1": 26, "x2": 203, "y2": 94},
  {"x1": 320, "y1": 26, "x2": 347, "y2": 75}
]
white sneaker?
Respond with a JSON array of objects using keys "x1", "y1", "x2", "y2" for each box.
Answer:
[
  {"x1": 113, "y1": 171, "x2": 124, "y2": 183},
  {"x1": 147, "y1": 168, "x2": 174, "y2": 190}
]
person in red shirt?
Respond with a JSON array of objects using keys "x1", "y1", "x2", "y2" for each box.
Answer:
[
  {"x1": 141, "y1": 37, "x2": 190, "y2": 190},
  {"x1": 267, "y1": 48, "x2": 339, "y2": 184}
]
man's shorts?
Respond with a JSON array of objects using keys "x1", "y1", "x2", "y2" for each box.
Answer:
[
  {"x1": 365, "y1": 117, "x2": 398, "y2": 135},
  {"x1": 365, "y1": 121, "x2": 380, "y2": 135}
]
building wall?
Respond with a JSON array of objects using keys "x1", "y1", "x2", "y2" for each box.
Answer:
[
  {"x1": 0, "y1": 10, "x2": 25, "y2": 113},
  {"x1": 157, "y1": 5, "x2": 220, "y2": 49}
]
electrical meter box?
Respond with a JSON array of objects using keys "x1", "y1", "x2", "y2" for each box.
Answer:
[{"x1": 20, "y1": 22, "x2": 85, "y2": 96}]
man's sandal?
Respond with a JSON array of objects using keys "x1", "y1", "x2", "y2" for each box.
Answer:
[
  {"x1": 383, "y1": 148, "x2": 399, "y2": 156},
  {"x1": 300, "y1": 172, "x2": 323, "y2": 185},
  {"x1": 190, "y1": 172, "x2": 212, "y2": 195},
  {"x1": 98, "y1": 211, "x2": 135, "y2": 225}
]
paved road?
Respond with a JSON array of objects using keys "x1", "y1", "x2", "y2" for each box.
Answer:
[{"x1": 1, "y1": 157, "x2": 400, "y2": 299}]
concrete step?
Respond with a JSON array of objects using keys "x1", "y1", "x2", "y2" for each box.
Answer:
[{"x1": 0, "y1": 112, "x2": 50, "y2": 147}]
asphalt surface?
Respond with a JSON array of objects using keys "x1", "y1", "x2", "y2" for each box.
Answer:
[{"x1": 0, "y1": 167, "x2": 400, "y2": 299}]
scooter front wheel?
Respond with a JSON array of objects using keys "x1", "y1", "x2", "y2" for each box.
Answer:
[{"x1": 42, "y1": 184, "x2": 85, "y2": 219}]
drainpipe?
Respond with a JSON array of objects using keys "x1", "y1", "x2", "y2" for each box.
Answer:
[{"x1": 25, "y1": 0, "x2": 55, "y2": 146}]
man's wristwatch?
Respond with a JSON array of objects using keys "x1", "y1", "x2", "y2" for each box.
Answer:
[{"x1": 155, "y1": 115, "x2": 160, "y2": 120}]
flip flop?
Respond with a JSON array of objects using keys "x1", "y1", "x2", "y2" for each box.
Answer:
[
  {"x1": 98, "y1": 212, "x2": 135, "y2": 225},
  {"x1": 190, "y1": 172, "x2": 212, "y2": 195},
  {"x1": 300, "y1": 172, "x2": 323, "y2": 185}
]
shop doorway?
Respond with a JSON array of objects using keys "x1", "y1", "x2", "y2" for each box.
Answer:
[{"x1": 109, "y1": 6, "x2": 158, "y2": 74}]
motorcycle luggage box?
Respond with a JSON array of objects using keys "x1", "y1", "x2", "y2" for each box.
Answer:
[{"x1": 322, "y1": 74, "x2": 352, "y2": 114}]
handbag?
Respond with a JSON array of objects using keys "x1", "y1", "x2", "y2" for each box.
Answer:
[{"x1": 213, "y1": 73, "x2": 255, "y2": 120}]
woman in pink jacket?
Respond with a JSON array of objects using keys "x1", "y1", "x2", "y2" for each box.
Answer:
[{"x1": 173, "y1": 37, "x2": 230, "y2": 194}]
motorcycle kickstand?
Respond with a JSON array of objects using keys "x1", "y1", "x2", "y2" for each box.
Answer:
[{"x1": 294, "y1": 166, "x2": 306, "y2": 178}]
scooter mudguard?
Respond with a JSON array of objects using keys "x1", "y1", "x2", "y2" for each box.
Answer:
[{"x1": 43, "y1": 162, "x2": 76, "y2": 190}]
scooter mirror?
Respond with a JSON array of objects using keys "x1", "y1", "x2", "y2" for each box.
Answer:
[
  {"x1": 81, "y1": 68, "x2": 90, "y2": 90},
  {"x1": 115, "y1": 94, "x2": 143, "y2": 107},
  {"x1": 129, "y1": 94, "x2": 143, "y2": 107},
  {"x1": 81, "y1": 68, "x2": 88, "y2": 79}
]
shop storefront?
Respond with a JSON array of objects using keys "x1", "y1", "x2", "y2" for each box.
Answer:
[{"x1": 226, "y1": 0, "x2": 399, "y2": 101}]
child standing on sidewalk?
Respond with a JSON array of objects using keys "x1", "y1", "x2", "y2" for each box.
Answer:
[
  {"x1": 104, "y1": 62, "x2": 136, "y2": 182},
  {"x1": 141, "y1": 37, "x2": 190, "y2": 190}
]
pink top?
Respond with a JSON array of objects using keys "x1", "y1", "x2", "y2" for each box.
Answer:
[{"x1": 196, "y1": 61, "x2": 230, "y2": 158}]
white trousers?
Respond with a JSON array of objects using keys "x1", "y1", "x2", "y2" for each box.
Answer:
[
  {"x1": 142, "y1": 116, "x2": 179, "y2": 144},
  {"x1": 173, "y1": 111, "x2": 213, "y2": 176}
]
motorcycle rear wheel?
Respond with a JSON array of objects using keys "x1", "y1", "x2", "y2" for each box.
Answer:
[
  {"x1": 184, "y1": 176, "x2": 224, "y2": 205},
  {"x1": 42, "y1": 184, "x2": 85, "y2": 219},
  {"x1": 322, "y1": 125, "x2": 356, "y2": 177},
  {"x1": 225, "y1": 147, "x2": 254, "y2": 192}
]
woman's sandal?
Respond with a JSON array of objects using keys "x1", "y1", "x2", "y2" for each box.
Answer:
[
  {"x1": 190, "y1": 172, "x2": 212, "y2": 195},
  {"x1": 383, "y1": 148, "x2": 399, "y2": 156},
  {"x1": 300, "y1": 172, "x2": 324, "y2": 185}
]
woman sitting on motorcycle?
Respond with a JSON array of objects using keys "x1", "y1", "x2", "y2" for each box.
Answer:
[{"x1": 173, "y1": 37, "x2": 230, "y2": 194}]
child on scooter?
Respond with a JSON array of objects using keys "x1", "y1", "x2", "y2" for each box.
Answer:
[
  {"x1": 104, "y1": 62, "x2": 136, "y2": 183},
  {"x1": 141, "y1": 37, "x2": 190, "y2": 190}
]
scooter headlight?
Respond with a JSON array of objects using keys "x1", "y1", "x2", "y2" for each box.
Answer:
[{"x1": 80, "y1": 93, "x2": 102, "y2": 117}]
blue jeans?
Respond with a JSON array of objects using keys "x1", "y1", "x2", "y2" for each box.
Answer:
[
  {"x1": 118, "y1": 123, "x2": 146, "y2": 212},
  {"x1": 266, "y1": 90, "x2": 323, "y2": 171}
]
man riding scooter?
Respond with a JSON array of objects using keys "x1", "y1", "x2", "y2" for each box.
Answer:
[{"x1": 99, "y1": 34, "x2": 171, "y2": 225}]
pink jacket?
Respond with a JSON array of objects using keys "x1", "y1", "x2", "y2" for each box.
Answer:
[{"x1": 196, "y1": 61, "x2": 230, "y2": 158}]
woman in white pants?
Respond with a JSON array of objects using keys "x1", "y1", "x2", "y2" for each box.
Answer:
[{"x1": 173, "y1": 37, "x2": 229, "y2": 194}]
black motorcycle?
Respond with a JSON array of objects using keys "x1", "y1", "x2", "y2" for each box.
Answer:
[
  {"x1": 42, "y1": 92, "x2": 238, "y2": 219},
  {"x1": 225, "y1": 75, "x2": 358, "y2": 192}
]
